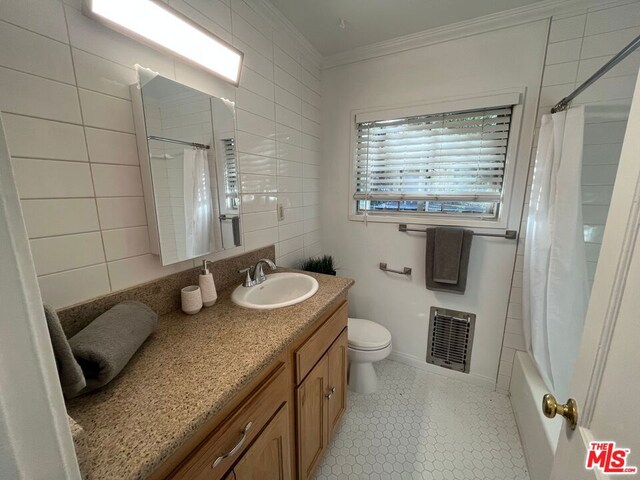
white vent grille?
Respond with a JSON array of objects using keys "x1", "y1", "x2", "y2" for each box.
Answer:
[{"x1": 426, "y1": 307, "x2": 475, "y2": 373}]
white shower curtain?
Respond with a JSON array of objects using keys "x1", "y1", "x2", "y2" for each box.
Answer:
[
  {"x1": 183, "y1": 148, "x2": 214, "y2": 258},
  {"x1": 523, "y1": 107, "x2": 589, "y2": 402}
]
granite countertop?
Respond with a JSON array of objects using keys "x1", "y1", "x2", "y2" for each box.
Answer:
[
  {"x1": 66, "y1": 272, "x2": 354, "y2": 480},
  {"x1": 68, "y1": 415, "x2": 88, "y2": 462}
]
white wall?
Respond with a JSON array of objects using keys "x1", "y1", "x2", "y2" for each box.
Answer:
[
  {"x1": 321, "y1": 21, "x2": 549, "y2": 385},
  {"x1": 498, "y1": 0, "x2": 640, "y2": 392},
  {"x1": 0, "y1": 0, "x2": 323, "y2": 309}
]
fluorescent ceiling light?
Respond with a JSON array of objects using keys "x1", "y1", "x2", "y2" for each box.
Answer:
[{"x1": 86, "y1": 0, "x2": 243, "y2": 85}]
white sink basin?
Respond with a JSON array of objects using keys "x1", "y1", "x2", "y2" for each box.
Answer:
[{"x1": 231, "y1": 272, "x2": 319, "y2": 309}]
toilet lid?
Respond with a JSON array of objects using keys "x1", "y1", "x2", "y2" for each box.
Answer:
[{"x1": 348, "y1": 318, "x2": 392, "y2": 350}]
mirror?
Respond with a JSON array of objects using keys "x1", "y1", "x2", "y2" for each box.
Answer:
[{"x1": 131, "y1": 67, "x2": 240, "y2": 266}]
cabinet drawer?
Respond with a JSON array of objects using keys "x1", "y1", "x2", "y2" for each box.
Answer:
[
  {"x1": 295, "y1": 302, "x2": 347, "y2": 385},
  {"x1": 233, "y1": 403, "x2": 291, "y2": 480},
  {"x1": 171, "y1": 362, "x2": 288, "y2": 480}
]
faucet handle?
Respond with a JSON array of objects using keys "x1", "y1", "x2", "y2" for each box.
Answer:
[{"x1": 239, "y1": 267, "x2": 256, "y2": 287}]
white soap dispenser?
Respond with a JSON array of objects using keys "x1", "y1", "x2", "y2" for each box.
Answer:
[{"x1": 199, "y1": 260, "x2": 217, "y2": 307}]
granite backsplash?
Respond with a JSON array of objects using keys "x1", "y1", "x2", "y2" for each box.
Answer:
[{"x1": 57, "y1": 246, "x2": 275, "y2": 337}]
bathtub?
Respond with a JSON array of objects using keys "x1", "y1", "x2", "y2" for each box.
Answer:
[{"x1": 510, "y1": 351, "x2": 561, "y2": 480}]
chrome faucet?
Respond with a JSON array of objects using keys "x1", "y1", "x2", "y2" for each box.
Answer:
[{"x1": 239, "y1": 258, "x2": 277, "y2": 287}]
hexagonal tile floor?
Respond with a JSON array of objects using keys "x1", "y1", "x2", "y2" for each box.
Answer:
[{"x1": 314, "y1": 359, "x2": 529, "y2": 480}]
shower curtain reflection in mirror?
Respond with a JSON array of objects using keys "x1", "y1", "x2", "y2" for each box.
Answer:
[
  {"x1": 183, "y1": 147, "x2": 222, "y2": 258},
  {"x1": 524, "y1": 106, "x2": 590, "y2": 402}
]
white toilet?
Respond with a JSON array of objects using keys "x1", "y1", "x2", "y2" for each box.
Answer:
[{"x1": 347, "y1": 318, "x2": 392, "y2": 394}]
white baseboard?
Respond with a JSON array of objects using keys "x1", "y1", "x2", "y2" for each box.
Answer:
[{"x1": 388, "y1": 351, "x2": 498, "y2": 391}]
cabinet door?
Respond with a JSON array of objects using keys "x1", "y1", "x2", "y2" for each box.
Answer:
[
  {"x1": 326, "y1": 329, "x2": 348, "y2": 441},
  {"x1": 296, "y1": 354, "x2": 329, "y2": 480},
  {"x1": 234, "y1": 403, "x2": 291, "y2": 480}
]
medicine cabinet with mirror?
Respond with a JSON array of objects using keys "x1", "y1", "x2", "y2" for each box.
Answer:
[{"x1": 131, "y1": 66, "x2": 241, "y2": 266}]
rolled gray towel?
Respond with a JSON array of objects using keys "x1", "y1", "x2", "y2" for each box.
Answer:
[
  {"x1": 69, "y1": 301, "x2": 157, "y2": 393},
  {"x1": 43, "y1": 305, "x2": 86, "y2": 398}
]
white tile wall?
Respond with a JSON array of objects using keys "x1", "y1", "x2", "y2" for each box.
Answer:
[
  {"x1": 498, "y1": 0, "x2": 640, "y2": 392},
  {"x1": 102, "y1": 226, "x2": 151, "y2": 262},
  {"x1": 0, "y1": 67, "x2": 82, "y2": 122},
  {"x1": 0, "y1": 0, "x2": 323, "y2": 308},
  {"x1": 85, "y1": 128, "x2": 139, "y2": 166},
  {"x1": 12, "y1": 159, "x2": 94, "y2": 199},
  {"x1": 3, "y1": 114, "x2": 88, "y2": 161},
  {"x1": 21, "y1": 199, "x2": 100, "y2": 238},
  {"x1": 30, "y1": 232, "x2": 105, "y2": 276}
]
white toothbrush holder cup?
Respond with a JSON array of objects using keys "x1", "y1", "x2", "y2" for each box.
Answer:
[{"x1": 181, "y1": 285, "x2": 203, "y2": 315}]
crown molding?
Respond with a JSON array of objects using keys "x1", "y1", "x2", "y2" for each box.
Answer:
[
  {"x1": 251, "y1": 0, "x2": 323, "y2": 67},
  {"x1": 253, "y1": 0, "x2": 637, "y2": 70},
  {"x1": 322, "y1": 0, "x2": 603, "y2": 69}
]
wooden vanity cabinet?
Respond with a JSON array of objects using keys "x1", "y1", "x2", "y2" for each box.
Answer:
[
  {"x1": 168, "y1": 363, "x2": 289, "y2": 480},
  {"x1": 296, "y1": 354, "x2": 329, "y2": 479},
  {"x1": 155, "y1": 297, "x2": 349, "y2": 480},
  {"x1": 294, "y1": 306, "x2": 348, "y2": 480},
  {"x1": 232, "y1": 403, "x2": 291, "y2": 480},
  {"x1": 326, "y1": 330, "x2": 348, "y2": 441}
]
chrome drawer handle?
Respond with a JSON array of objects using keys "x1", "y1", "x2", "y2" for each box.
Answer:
[
  {"x1": 325, "y1": 387, "x2": 336, "y2": 399},
  {"x1": 211, "y1": 422, "x2": 252, "y2": 469}
]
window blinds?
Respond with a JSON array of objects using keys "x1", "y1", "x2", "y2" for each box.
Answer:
[
  {"x1": 222, "y1": 137, "x2": 238, "y2": 208},
  {"x1": 354, "y1": 106, "x2": 513, "y2": 204}
]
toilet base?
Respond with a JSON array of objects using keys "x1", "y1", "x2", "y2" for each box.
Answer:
[
  {"x1": 347, "y1": 343, "x2": 391, "y2": 394},
  {"x1": 348, "y1": 361, "x2": 378, "y2": 394}
]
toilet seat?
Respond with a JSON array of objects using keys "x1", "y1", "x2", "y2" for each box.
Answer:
[{"x1": 348, "y1": 318, "x2": 392, "y2": 351}]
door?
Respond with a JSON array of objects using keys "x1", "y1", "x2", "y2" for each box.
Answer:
[
  {"x1": 549, "y1": 69, "x2": 640, "y2": 478},
  {"x1": 0, "y1": 113, "x2": 81, "y2": 478},
  {"x1": 326, "y1": 329, "x2": 348, "y2": 441},
  {"x1": 233, "y1": 403, "x2": 291, "y2": 480},
  {"x1": 296, "y1": 354, "x2": 329, "y2": 480}
]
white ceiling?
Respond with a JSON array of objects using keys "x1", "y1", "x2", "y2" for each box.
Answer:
[{"x1": 268, "y1": 0, "x2": 547, "y2": 56}]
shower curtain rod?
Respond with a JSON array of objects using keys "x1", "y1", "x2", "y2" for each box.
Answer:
[
  {"x1": 551, "y1": 34, "x2": 640, "y2": 113},
  {"x1": 147, "y1": 135, "x2": 210, "y2": 150}
]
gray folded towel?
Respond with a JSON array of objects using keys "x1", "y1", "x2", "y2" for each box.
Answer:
[
  {"x1": 425, "y1": 227, "x2": 473, "y2": 294},
  {"x1": 69, "y1": 301, "x2": 157, "y2": 393},
  {"x1": 433, "y1": 228, "x2": 464, "y2": 284},
  {"x1": 43, "y1": 305, "x2": 86, "y2": 398}
]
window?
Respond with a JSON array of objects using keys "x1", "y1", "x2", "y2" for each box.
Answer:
[
  {"x1": 353, "y1": 105, "x2": 514, "y2": 220},
  {"x1": 222, "y1": 137, "x2": 239, "y2": 209}
]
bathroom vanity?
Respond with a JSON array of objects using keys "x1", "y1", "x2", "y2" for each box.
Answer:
[
  {"x1": 65, "y1": 265, "x2": 353, "y2": 480},
  {"x1": 158, "y1": 299, "x2": 348, "y2": 480}
]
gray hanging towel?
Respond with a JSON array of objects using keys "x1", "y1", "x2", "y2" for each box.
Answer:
[
  {"x1": 433, "y1": 227, "x2": 465, "y2": 284},
  {"x1": 43, "y1": 305, "x2": 87, "y2": 398},
  {"x1": 425, "y1": 227, "x2": 473, "y2": 294},
  {"x1": 69, "y1": 301, "x2": 157, "y2": 394}
]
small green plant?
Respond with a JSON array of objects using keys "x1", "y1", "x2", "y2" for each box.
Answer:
[{"x1": 298, "y1": 255, "x2": 337, "y2": 276}]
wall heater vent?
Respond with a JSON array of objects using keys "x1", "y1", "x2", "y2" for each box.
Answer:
[{"x1": 426, "y1": 307, "x2": 476, "y2": 373}]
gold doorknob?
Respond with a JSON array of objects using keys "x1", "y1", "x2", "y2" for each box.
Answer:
[{"x1": 542, "y1": 394, "x2": 578, "y2": 430}]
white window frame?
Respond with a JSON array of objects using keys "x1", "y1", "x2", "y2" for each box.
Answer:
[{"x1": 348, "y1": 89, "x2": 526, "y2": 230}]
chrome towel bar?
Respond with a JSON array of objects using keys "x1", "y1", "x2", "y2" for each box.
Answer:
[
  {"x1": 398, "y1": 224, "x2": 517, "y2": 239},
  {"x1": 379, "y1": 263, "x2": 412, "y2": 275}
]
